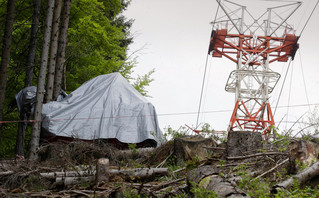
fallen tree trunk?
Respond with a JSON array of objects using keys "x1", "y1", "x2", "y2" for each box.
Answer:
[
  {"x1": 112, "y1": 168, "x2": 169, "y2": 181},
  {"x1": 56, "y1": 176, "x2": 95, "y2": 186},
  {"x1": 41, "y1": 167, "x2": 169, "y2": 185},
  {"x1": 272, "y1": 161, "x2": 319, "y2": 193},
  {"x1": 0, "y1": 171, "x2": 14, "y2": 176},
  {"x1": 40, "y1": 170, "x2": 95, "y2": 179}
]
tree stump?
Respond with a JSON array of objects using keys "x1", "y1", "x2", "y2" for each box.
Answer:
[
  {"x1": 289, "y1": 140, "x2": 319, "y2": 173},
  {"x1": 96, "y1": 158, "x2": 109, "y2": 184},
  {"x1": 174, "y1": 135, "x2": 215, "y2": 166},
  {"x1": 227, "y1": 131, "x2": 262, "y2": 157}
]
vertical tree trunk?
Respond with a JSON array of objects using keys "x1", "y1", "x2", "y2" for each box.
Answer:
[
  {"x1": 29, "y1": 0, "x2": 55, "y2": 160},
  {"x1": 45, "y1": 0, "x2": 62, "y2": 103},
  {"x1": 0, "y1": 0, "x2": 16, "y2": 139},
  {"x1": 53, "y1": 0, "x2": 72, "y2": 100},
  {"x1": 24, "y1": 0, "x2": 41, "y2": 87},
  {"x1": 16, "y1": 112, "x2": 27, "y2": 156},
  {"x1": 16, "y1": 0, "x2": 41, "y2": 158}
]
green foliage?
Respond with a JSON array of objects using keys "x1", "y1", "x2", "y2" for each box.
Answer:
[
  {"x1": 295, "y1": 159, "x2": 309, "y2": 171},
  {"x1": 0, "y1": 0, "x2": 154, "y2": 157},
  {"x1": 271, "y1": 128, "x2": 290, "y2": 152},
  {"x1": 185, "y1": 156, "x2": 200, "y2": 170},
  {"x1": 189, "y1": 182, "x2": 218, "y2": 198},
  {"x1": 128, "y1": 143, "x2": 137, "y2": 154},
  {"x1": 275, "y1": 185, "x2": 319, "y2": 198},
  {"x1": 66, "y1": 0, "x2": 133, "y2": 90},
  {"x1": 133, "y1": 69, "x2": 155, "y2": 97},
  {"x1": 233, "y1": 163, "x2": 319, "y2": 198},
  {"x1": 164, "y1": 126, "x2": 187, "y2": 140}
]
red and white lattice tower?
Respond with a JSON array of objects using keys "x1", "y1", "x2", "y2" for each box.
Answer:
[{"x1": 208, "y1": 0, "x2": 301, "y2": 135}]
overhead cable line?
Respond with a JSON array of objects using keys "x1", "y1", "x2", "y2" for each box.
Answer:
[
  {"x1": 299, "y1": 0, "x2": 319, "y2": 37},
  {"x1": 298, "y1": 49, "x2": 311, "y2": 112},
  {"x1": 285, "y1": 61, "x2": 294, "y2": 129},
  {"x1": 274, "y1": 58, "x2": 292, "y2": 116},
  {"x1": 196, "y1": 0, "x2": 222, "y2": 128}
]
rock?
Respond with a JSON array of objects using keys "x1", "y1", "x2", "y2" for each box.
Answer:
[
  {"x1": 187, "y1": 165, "x2": 249, "y2": 197},
  {"x1": 187, "y1": 165, "x2": 217, "y2": 184}
]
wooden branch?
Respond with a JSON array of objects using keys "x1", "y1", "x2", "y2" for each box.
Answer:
[
  {"x1": 203, "y1": 146, "x2": 226, "y2": 150},
  {"x1": 150, "y1": 177, "x2": 185, "y2": 191},
  {"x1": 172, "y1": 167, "x2": 186, "y2": 174},
  {"x1": 254, "y1": 158, "x2": 289, "y2": 180},
  {"x1": 0, "y1": 170, "x2": 14, "y2": 176},
  {"x1": 272, "y1": 161, "x2": 319, "y2": 193},
  {"x1": 217, "y1": 162, "x2": 256, "y2": 167},
  {"x1": 227, "y1": 152, "x2": 288, "y2": 160},
  {"x1": 156, "y1": 151, "x2": 173, "y2": 168}
]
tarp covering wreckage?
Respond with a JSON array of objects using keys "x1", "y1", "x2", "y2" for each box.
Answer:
[{"x1": 41, "y1": 72, "x2": 164, "y2": 146}]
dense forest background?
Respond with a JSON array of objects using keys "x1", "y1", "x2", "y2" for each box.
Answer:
[{"x1": 0, "y1": 0, "x2": 152, "y2": 158}]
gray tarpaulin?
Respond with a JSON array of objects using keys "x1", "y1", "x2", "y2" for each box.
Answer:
[
  {"x1": 41, "y1": 72, "x2": 164, "y2": 146},
  {"x1": 16, "y1": 86, "x2": 37, "y2": 113}
]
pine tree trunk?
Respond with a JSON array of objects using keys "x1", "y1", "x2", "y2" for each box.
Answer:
[
  {"x1": 45, "y1": 0, "x2": 62, "y2": 103},
  {"x1": 16, "y1": 112, "x2": 27, "y2": 156},
  {"x1": 24, "y1": 0, "x2": 41, "y2": 87},
  {"x1": 53, "y1": 0, "x2": 72, "y2": 100},
  {"x1": 16, "y1": 0, "x2": 41, "y2": 158},
  {"x1": 29, "y1": 0, "x2": 55, "y2": 160},
  {"x1": 0, "y1": 0, "x2": 16, "y2": 139}
]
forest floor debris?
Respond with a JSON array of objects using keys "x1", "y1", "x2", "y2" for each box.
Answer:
[{"x1": 1, "y1": 134, "x2": 319, "y2": 197}]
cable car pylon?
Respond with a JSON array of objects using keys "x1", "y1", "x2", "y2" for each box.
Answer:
[{"x1": 208, "y1": 0, "x2": 301, "y2": 136}]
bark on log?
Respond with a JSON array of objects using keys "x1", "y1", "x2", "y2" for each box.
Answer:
[
  {"x1": 272, "y1": 161, "x2": 319, "y2": 193},
  {"x1": 40, "y1": 170, "x2": 95, "y2": 179},
  {"x1": 56, "y1": 176, "x2": 95, "y2": 186},
  {"x1": 118, "y1": 148, "x2": 154, "y2": 160}
]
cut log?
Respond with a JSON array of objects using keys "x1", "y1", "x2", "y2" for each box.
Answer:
[
  {"x1": 272, "y1": 161, "x2": 319, "y2": 193},
  {"x1": 96, "y1": 158, "x2": 109, "y2": 183},
  {"x1": 112, "y1": 168, "x2": 168, "y2": 181},
  {"x1": 40, "y1": 170, "x2": 95, "y2": 179},
  {"x1": 118, "y1": 148, "x2": 154, "y2": 159},
  {"x1": 56, "y1": 176, "x2": 95, "y2": 186},
  {"x1": 227, "y1": 131, "x2": 262, "y2": 157},
  {"x1": 44, "y1": 167, "x2": 169, "y2": 185},
  {"x1": 174, "y1": 135, "x2": 215, "y2": 166}
]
